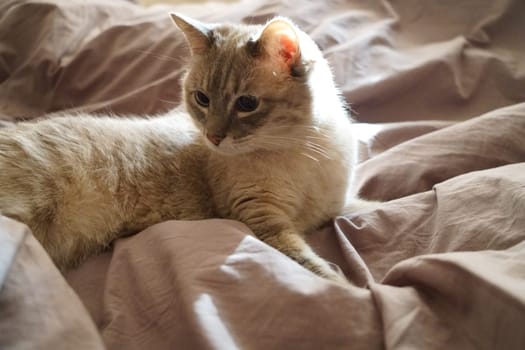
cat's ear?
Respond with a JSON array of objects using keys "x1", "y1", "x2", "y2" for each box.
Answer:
[
  {"x1": 256, "y1": 18, "x2": 301, "y2": 72},
  {"x1": 170, "y1": 13, "x2": 213, "y2": 55}
]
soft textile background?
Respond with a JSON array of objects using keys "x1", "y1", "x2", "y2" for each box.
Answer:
[
  {"x1": 1, "y1": 0, "x2": 524, "y2": 122},
  {"x1": 1, "y1": 0, "x2": 524, "y2": 349}
]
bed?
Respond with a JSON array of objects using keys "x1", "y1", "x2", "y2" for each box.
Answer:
[{"x1": 1, "y1": 0, "x2": 524, "y2": 349}]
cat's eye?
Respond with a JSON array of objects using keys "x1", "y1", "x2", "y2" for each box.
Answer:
[
  {"x1": 194, "y1": 90, "x2": 210, "y2": 107},
  {"x1": 235, "y1": 95, "x2": 258, "y2": 112}
]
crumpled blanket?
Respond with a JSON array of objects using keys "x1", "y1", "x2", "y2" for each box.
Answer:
[{"x1": 1, "y1": 0, "x2": 524, "y2": 349}]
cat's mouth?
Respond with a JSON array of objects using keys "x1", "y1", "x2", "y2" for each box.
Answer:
[{"x1": 203, "y1": 135, "x2": 250, "y2": 156}]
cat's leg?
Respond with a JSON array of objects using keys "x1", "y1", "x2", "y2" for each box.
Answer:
[
  {"x1": 0, "y1": 192, "x2": 121, "y2": 271},
  {"x1": 239, "y1": 209, "x2": 348, "y2": 284},
  {"x1": 0, "y1": 126, "x2": 124, "y2": 271},
  {"x1": 227, "y1": 186, "x2": 349, "y2": 283},
  {"x1": 261, "y1": 229, "x2": 348, "y2": 284}
]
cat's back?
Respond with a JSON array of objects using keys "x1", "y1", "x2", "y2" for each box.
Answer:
[
  {"x1": 0, "y1": 112, "x2": 211, "y2": 253},
  {"x1": 0, "y1": 112, "x2": 200, "y2": 171}
]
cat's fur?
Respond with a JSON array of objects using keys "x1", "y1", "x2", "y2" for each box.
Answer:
[{"x1": 0, "y1": 14, "x2": 357, "y2": 284}]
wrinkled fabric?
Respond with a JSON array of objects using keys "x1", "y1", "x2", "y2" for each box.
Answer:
[
  {"x1": 0, "y1": 217, "x2": 104, "y2": 350},
  {"x1": 1, "y1": 0, "x2": 525, "y2": 349},
  {"x1": 65, "y1": 107, "x2": 525, "y2": 350},
  {"x1": 1, "y1": 0, "x2": 524, "y2": 122}
]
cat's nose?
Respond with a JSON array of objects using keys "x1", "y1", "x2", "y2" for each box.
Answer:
[{"x1": 206, "y1": 133, "x2": 224, "y2": 146}]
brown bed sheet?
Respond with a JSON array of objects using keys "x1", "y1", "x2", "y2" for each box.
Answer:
[
  {"x1": 1, "y1": 0, "x2": 524, "y2": 122},
  {"x1": 64, "y1": 108, "x2": 525, "y2": 350},
  {"x1": 0, "y1": 217, "x2": 104, "y2": 349},
  {"x1": 1, "y1": 0, "x2": 525, "y2": 349}
]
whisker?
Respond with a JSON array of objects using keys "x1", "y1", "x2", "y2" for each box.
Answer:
[
  {"x1": 250, "y1": 135, "x2": 332, "y2": 160},
  {"x1": 159, "y1": 98, "x2": 180, "y2": 105},
  {"x1": 300, "y1": 152, "x2": 321, "y2": 162},
  {"x1": 260, "y1": 125, "x2": 332, "y2": 138},
  {"x1": 249, "y1": 139, "x2": 324, "y2": 162}
]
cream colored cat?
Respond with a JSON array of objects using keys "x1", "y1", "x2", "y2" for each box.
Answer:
[{"x1": 0, "y1": 14, "x2": 358, "y2": 284}]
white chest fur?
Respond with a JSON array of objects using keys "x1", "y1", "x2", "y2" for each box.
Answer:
[{"x1": 208, "y1": 119, "x2": 355, "y2": 234}]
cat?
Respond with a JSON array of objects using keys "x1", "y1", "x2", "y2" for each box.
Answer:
[{"x1": 0, "y1": 14, "x2": 359, "y2": 284}]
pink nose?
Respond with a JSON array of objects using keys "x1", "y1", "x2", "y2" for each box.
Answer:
[{"x1": 206, "y1": 133, "x2": 224, "y2": 146}]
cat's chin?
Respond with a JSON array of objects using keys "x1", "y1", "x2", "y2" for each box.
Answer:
[{"x1": 205, "y1": 140, "x2": 252, "y2": 157}]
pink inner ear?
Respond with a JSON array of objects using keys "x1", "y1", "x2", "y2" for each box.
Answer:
[
  {"x1": 260, "y1": 20, "x2": 300, "y2": 70},
  {"x1": 279, "y1": 34, "x2": 298, "y2": 64}
]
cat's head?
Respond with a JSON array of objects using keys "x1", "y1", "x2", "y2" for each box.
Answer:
[{"x1": 171, "y1": 13, "x2": 331, "y2": 155}]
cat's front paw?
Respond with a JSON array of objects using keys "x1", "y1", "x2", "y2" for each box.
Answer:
[
  {"x1": 320, "y1": 266, "x2": 351, "y2": 287},
  {"x1": 306, "y1": 259, "x2": 351, "y2": 286}
]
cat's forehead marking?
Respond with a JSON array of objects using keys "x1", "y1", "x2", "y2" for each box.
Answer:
[
  {"x1": 204, "y1": 29, "x2": 256, "y2": 96},
  {"x1": 206, "y1": 48, "x2": 238, "y2": 96}
]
